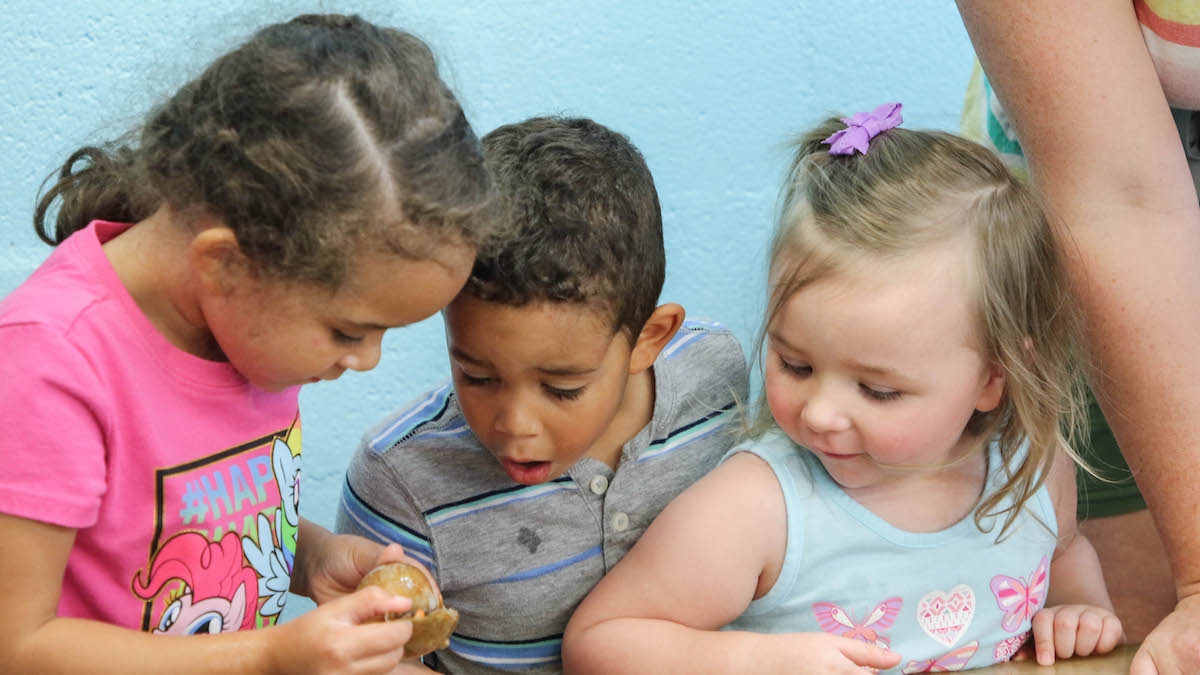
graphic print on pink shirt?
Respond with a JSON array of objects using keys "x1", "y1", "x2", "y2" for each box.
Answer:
[
  {"x1": 130, "y1": 417, "x2": 301, "y2": 632},
  {"x1": 131, "y1": 530, "x2": 258, "y2": 633}
]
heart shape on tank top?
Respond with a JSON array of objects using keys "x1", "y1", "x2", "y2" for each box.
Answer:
[{"x1": 916, "y1": 585, "x2": 976, "y2": 647}]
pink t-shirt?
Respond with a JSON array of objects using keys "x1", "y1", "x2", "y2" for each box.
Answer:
[{"x1": 0, "y1": 221, "x2": 302, "y2": 634}]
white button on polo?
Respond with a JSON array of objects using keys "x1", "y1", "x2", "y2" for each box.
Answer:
[
  {"x1": 589, "y1": 475, "x2": 609, "y2": 495},
  {"x1": 612, "y1": 512, "x2": 630, "y2": 532}
]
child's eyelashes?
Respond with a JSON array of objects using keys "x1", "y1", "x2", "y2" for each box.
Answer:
[
  {"x1": 460, "y1": 373, "x2": 493, "y2": 387},
  {"x1": 778, "y1": 355, "x2": 904, "y2": 402},
  {"x1": 332, "y1": 329, "x2": 365, "y2": 344},
  {"x1": 456, "y1": 372, "x2": 585, "y2": 401},
  {"x1": 777, "y1": 356, "x2": 812, "y2": 377},
  {"x1": 860, "y1": 385, "x2": 903, "y2": 402},
  {"x1": 544, "y1": 384, "x2": 586, "y2": 401}
]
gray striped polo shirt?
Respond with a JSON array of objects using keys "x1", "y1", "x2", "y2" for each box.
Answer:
[{"x1": 336, "y1": 319, "x2": 748, "y2": 673}]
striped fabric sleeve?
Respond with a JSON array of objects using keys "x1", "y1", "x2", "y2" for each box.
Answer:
[
  {"x1": 638, "y1": 401, "x2": 738, "y2": 464},
  {"x1": 661, "y1": 317, "x2": 727, "y2": 360},
  {"x1": 367, "y1": 382, "x2": 455, "y2": 453},
  {"x1": 335, "y1": 454, "x2": 438, "y2": 573},
  {"x1": 662, "y1": 318, "x2": 747, "y2": 393},
  {"x1": 335, "y1": 382, "x2": 467, "y2": 573}
]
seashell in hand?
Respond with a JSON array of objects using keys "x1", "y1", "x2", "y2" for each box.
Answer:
[{"x1": 357, "y1": 561, "x2": 460, "y2": 658}]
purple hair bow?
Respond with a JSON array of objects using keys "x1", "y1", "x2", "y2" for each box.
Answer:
[{"x1": 821, "y1": 103, "x2": 903, "y2": 156}]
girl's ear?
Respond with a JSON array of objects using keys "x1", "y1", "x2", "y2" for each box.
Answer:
[
  {"x1": 188, "y1": 226, "x2": 247, "y2": 298},
  {"x1": 628, "y1": 303, "x2": 685, "y2": 374},
  {"x1": 976, "y1": 363, "x2": 1006, "y2": 413}
]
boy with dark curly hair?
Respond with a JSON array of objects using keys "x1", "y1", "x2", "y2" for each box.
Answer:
[{"x1": 337, "y1": 116, "x2": 747, "y2": 673}]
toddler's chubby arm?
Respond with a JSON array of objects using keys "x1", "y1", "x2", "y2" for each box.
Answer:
[
  {"x1": 0, "y1": 512, "x2": 417, "y2": 674},
  {"x1": 562, "y1": 452, "x2": 899, "y2": 675},
  {"x1": 1034, "y1": 452, "x2": 1124, "y2": 665}
]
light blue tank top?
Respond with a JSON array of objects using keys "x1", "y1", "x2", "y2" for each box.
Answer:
[{"x1": 723, "y1": 430, "x2": 1058, "y2": 673}]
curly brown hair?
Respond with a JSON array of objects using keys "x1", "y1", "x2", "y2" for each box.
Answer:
[
  {"x1": 34, "y1": 14, "x2": 492, "y2": 286},
  {"x1": 465, "y1": 117, "x2": 664, "y2": 339}
]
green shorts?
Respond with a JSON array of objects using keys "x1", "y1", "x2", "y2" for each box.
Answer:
[{"x1": 1076, "y1": 389, "x2": 1145, "y2": 519}]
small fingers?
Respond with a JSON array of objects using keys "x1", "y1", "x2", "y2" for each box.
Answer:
[
  {"x1": 837, "y1": 638, "x2": 902, "y2": 670},
  {"x1": 375, "y1": 543, "x2": 412, "y2": 565},
  {"x1": 1053, "y1": 606, "x2": 1082, "y2": 660},
  {"x1": 297, "y1": 601, "x2": 414, "y2": 674},
  {"x1": 1072, "y1": 609, "x2": 1105, "y2": 656},
  {"x1": 1096, "y1": 614, "x2": 1125, "y2": 654},
  {"x1": 346, "y1": 584, "x2": 414, "y2": 624},
  {"x1": 356, "y1": 618, "x2": 415, "y2": 655},
  {"x1": 332, "y1": 619, "x2": 415, "y2": 674},
  {"x1": 1031, "y1": 609, "x2": 1058, "y2": 665}
]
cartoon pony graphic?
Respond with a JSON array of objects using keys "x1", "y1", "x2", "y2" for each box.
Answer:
[
  {"x1": 132, "y1": 531, "x2": 259, "y2": 634},
  {"x1": 241, "y1": 433, "x2": 302, "y2": 617}
]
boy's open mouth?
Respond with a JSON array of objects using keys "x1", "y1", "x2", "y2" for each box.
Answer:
[{"x1": 500, "y1": 458, "x2": 553, "y2": 485}]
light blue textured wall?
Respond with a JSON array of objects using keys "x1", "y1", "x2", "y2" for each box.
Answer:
[{"x1": 0, "y1": 1, "x2": 975, "y2": 618}]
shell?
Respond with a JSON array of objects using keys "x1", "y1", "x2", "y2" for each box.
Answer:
[{"x1": 357, "y1": 561, "x2": 460, "y2": 658}]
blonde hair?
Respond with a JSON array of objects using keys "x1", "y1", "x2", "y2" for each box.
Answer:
[{"x1": 752, "y1": 116, "x2": 1087, "y2": 540}]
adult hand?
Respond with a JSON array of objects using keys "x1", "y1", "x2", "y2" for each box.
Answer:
[{"x1": 1131, "y1": 594, "x2": 1200, "y2": 674}]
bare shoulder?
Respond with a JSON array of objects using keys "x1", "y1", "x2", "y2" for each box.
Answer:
[
  {"x1": 567, "y1": 448, "x2": 790, "y2": 636},
  {"x1": 686, "y1": 449, "x2": 787, "y2": 517},
  {"x1": 607, "y1": 447, "x2": 790, "y2": 585}
]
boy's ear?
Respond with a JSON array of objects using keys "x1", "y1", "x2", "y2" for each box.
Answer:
[
  {"x1": 975, "y1": 363, "x2": 1006, "y2": 413},
  {"x1": 188, "y1": 226, "x2": 248, "y2": 298},
  {"x1": 628, "y1": 303, "x2": 685, "y2": 374}
]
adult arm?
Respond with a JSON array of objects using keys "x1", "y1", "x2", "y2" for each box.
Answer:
[
  {"x1": 956, "y1": 2, "x2": 1200, "y2": 672},
  {"x1": 0, "y1": 512, "x2": 415, "y2": 674},
  {"x1": 561, "y1": 452, "x2": 898, "y2": 675}
]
